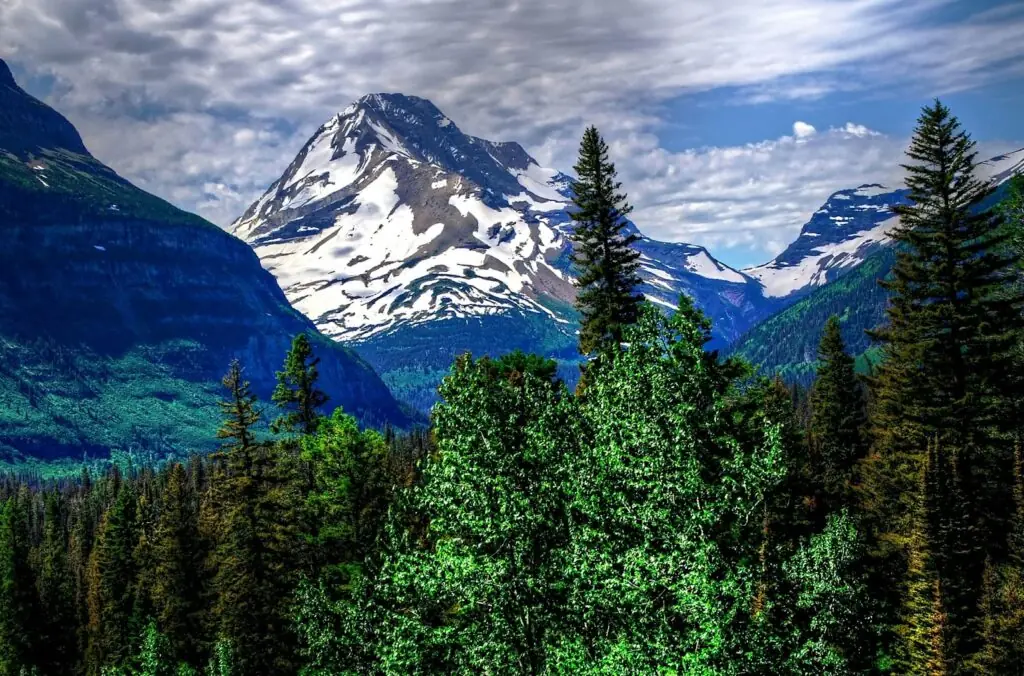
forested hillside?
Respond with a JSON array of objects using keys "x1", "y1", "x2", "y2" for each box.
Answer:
[{"x1": 731, "y1": 246, "x2": 894, "y2": 381}]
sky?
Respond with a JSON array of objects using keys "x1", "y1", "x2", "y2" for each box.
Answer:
[{"x1": 2, "y1": 0, "x2": 1023, "y2": 269}]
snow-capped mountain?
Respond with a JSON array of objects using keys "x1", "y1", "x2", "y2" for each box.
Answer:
[
  {"x1": 233, "y1": 93, "x2": 772, "y2": 408},
  {"x1": 233, "y1": 95, "x2": 579, "y2": 343},
  {"x1": 745, "y1": 184, "x2": 912, "y2": 298},
  {"x1": 746, "y1": 148, "x2": 1024, "y2": 299}
]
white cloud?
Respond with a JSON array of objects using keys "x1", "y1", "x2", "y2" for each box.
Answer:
[
  {"x1": 615, "y1": 123, "x2": 906, "y2": 259},
  {"x1": 1, "y1": 0, "x2": 1022, "y2": 262},
  {"x1": 837, "y1": 122, "x2": 880, "y2": 138},
  {"x1": 792, "y1": 121, "x2": 817, "y2": 139}
]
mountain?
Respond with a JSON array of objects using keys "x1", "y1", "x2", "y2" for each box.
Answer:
[
  {"x1": 745, "y1": 149, "x2": 1024, "y2": 301},
  {"x1": 745, "y1": 184, "x2": 912, "y2": 299},
  {"x1": 0, "y1": 60, "x2": 411, "y2": 461},
  {"x1": 233, "y1": 93, "x2": 774, "y2": 410},
  {"x1": 733, "y1": 151, "x2": 1024, "y2": 380}
]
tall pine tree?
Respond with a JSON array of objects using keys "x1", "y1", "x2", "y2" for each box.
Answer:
[
  {"x1": 272, "y1": 333, "x2": 329, "y2": 436},
  {"x1": 149, "y1": 462, "x2": 203, "y2": 666},
  {"x1": 0, "y1": 491, "x2": 39, "y2": 676},
  {"x1": 809, "y1": 315, "x2": 867, "y2": 512},
  {"x1": 86, "y1": 481, "x2": 140, "y2": 674},
  {"x1": 38, "y1": 490, "x2": 77, "y2": 675},
  {"x1": 210, "y1": 359, "x2": 299, "y2": 674},
  {"x1": 569, "y1": 126, "x2": 642, "y2": 356},
  {"x1": 865, "y1": 100, "x2": 1024, "y2": 665}
]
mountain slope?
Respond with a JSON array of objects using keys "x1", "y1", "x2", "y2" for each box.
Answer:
[
  {"x1": 234, "y1": 93, "x2": 775, "y2": 409},
  {"x1": 745, "y1": 150, "x2": 1024, "y2": 302},
  {"x1": 745, "y1": 184, "x2": 911, "y2": 299},
  {"x1": 0, "y1": 60, "x2": 411, "y2": 461}
]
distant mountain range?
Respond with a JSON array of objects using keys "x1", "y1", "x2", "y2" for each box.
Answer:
[
  {"x1": 0, "y1": 59, "x2": 412, "y2": 461},
  {"x1": 2, "y1": 53, "x2": 1020, "y2": 453}
]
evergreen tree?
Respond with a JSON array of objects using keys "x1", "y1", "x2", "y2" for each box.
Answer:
[
  {"x1": 37, "y1": 490, "x2": 77, "y2": 674},
  {"x1": 967, "y1": 444, "x2": 1024, "y2": 672},
  {"x1": 272, "y1": 333, "x2": 329, "y2": 436},
  {"x1": 216, "y1": 359, "x2": 261, "y2": 457},
  {"x1": 897, "y1": 463, "x2": 951, "y2": 675},
  {"x1": 149, "y1": 463, "x2": 202, "y2": 666},
  {"x1": 809, "y1": 316, "x2": 867, "y2": 511},
  {"x1": 569, "y1": 126, "x2": 642, "y2": 356},
  {"x1": 68, "y1": 485, "x2": 96, "y2": 673},
  {"x1": 86, "y1": 482, "x2": 140, "y2": 674},
  {"x1": 210, "y1": 360, "x2": 299, "y2": 674},
  {"x1": 866, "y1": 100, "x2": 1024, "y2": 663},
  {"x1": 0, "y1": 492, "x2": 39, "y2": 676}
]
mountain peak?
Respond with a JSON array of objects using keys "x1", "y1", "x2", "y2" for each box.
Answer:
[
  {"x1": 980, "y1": 147, "x2": 1024, "y2": 185},
  {"x1": 0, "y1": 58, "x2": 89, "y2": 156},
  {"x1": 346, "y1": 92, "x2": 455, "y2": 130},
  {"x1": 0, "y1": 58, "x2": 15, "y2": 87}
]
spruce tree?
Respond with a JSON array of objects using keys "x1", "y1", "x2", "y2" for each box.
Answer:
[
  {"x1": 210, "y1": 360, "x2": 299, "y2": 674},
  {"x1": 38, "y1": 491, "x2": 77, "y2": 674},
  {"x1": 0, "y1": 492, "x2": 39, "y2": 676},
  {"x1": 897, "y1": 456, "x2": 952, "y2": 675},
  {"x1": 809, "y1": 315, "x2": 867, "y2": 511},
  {"x1": 569, "y1": 126, "x2": 642, "y2": 356},
  {"x1": 866, "y1": 100, "x2": 1024, "y2": 663},
  {"x1": 86, "y1": 482, "x2": 140, "y2": 673},
  {"x1": 272, "y1": 333, "x2": 329, "y2": 436},
  {"x1": 150, "y1": 463, "x2": 202, "y2": 666},
  {"x1": 216, "y1": 359, "x2": 261, "y2": 457}
]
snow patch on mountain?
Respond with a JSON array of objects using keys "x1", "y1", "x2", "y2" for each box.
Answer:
[
  {"x1": 685, "y1": 249, "x2": 748, "y2": 284},
  {"x1": 752, "y1": 216, "x2": 897, "y2": 298},
  {"x1": 745, "y1": 184, "x2": 910, "y2": 298},
  {"x1": 980, "y1": 148, "x2": 1024, "y2": 186}
]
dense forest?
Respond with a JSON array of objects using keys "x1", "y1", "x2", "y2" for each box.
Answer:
[{"x1": 2, "y1": 102, "x2": 1024, "y2": 674}]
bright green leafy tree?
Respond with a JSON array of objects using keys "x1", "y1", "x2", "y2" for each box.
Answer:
[
  {"x1": 554, "y1": 300, "x2": 785, "y2": 673},
  {"x1": 372, "y1": 352, "x2": 578, "y2": 673}
]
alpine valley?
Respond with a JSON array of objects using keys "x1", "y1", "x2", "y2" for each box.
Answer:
[
  {"x1": 0, "y1": 59, "x2": 412, "y2": 462},
  {"x1": 233, "y1": 92, "x2": 1023, "y2": 410}
]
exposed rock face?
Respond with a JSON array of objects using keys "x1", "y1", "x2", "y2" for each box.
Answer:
[{"x1": 0, "y1": 59, "x2": 411, "y2": 460}]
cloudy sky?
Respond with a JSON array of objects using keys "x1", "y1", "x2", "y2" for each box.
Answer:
[{"x1": 2, "y1": 0, "x2": 1023, "y2": 268}]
